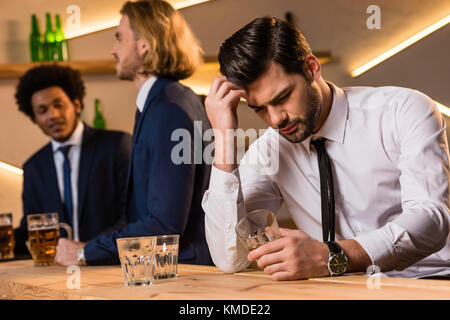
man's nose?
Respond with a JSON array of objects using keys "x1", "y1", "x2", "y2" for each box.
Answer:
[
  {"x1": 268, "y1": 107, "x2": 286, "y2": 128},
  {"x1": 48, "y1": 106, "x2": 62, "y2": 118},
  {"x1": 111, "y1": 44, "x2": 118, "y2": 57}
]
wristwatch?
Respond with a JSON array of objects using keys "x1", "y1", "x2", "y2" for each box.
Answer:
[
  {"x1": 77, "y1": 247, "x2": 87, "y2": 266},
  {"x1": 325, "y1": 241, "x2": 348, "y2": 276}
]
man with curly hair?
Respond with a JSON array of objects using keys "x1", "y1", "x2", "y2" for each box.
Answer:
[{"x1": 14, "y1": 64, "x2": 132, "y2": 258}]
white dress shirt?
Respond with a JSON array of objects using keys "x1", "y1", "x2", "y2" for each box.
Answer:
[
  {"x1": 202, "y1": 82, "x2": 450, "y2": 278},
  {"x1": 51, "y1": 120, "x2": 84, "y2": 241},
  {"x1": 136, "y1": 76, "x2": 158, "y2": 112}
]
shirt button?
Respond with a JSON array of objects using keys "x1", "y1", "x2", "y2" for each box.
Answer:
[{"x1": 353, "y1": 225, "x2": 361, "y2": 234}]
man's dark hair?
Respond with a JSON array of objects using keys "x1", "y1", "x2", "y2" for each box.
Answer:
[
  {"x1": 15, "y1": 64, "x2": 86, "y2": 121},
  {"x1": 218, "y1": 16, "x2": 312, "y2": 88}
]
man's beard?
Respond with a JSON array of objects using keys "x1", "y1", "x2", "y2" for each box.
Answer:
[
  {"x1": 278, "y1": 83, "x2": 322, "y2": 143},
  {"x1": 117, "y1": 50, "x2": 141, "y2": 81}
]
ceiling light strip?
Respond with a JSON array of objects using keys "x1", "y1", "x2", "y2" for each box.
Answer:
[
  {"x1": 0, "y1": 161, "x2": 23, "y2": 175},
  {"x1": 65, "y1": 0, "x2": 210, "y2": 39},
  {"x1": 172, "y1": 0, "x2": 210, "y2": 9},
  {"x1": 351, "y1": 14, "x2": 450, "y2": 78},
  {"x1": 436, "y1": 101, "x2": 450, "y2": 118},
  {"x1": 65, "y1": 20, "x2": 120, "y2": 39}
]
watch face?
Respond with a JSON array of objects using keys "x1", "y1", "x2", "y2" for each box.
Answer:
[{"x1": 328, "y1": 253, "x2": 348, "y2": 275}]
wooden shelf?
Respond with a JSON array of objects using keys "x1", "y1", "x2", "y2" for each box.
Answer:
[
  {"x1": 0, "y1": 52, "x2": 332, "y2": 80},
  {"x1": 0, "y1": 60, "x2": 116, "y2": 79},
  {"x1": 0, "y1": 59, "x2": 221, "y2": 95},
  {"x1": 0, "y1": 52, "x2": 332, "y2": 96}
]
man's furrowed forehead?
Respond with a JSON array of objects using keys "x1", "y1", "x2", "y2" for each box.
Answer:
[{"x1": 246, "y1": 63, "x2": 295, "y2": 107}]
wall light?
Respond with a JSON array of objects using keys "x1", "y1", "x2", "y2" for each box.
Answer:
[
  {"x1": 351, "y1": 14, "x2": 450, "y2": 77},
  {"x1": 65, "y1": 0, "x2": 211, "y2": 39},
  {"x1": 436, "y1": 101, "x2": 450, "y2": 118},
  {"x1": 172, "y1": 0, "x2": 210, "y2": 9},
  {"x1": 65, "y1": 19, "x2": 120, "y2": 39},
  {"x1": 0, "y1": 161, "x2": 23, "y2": 175}
]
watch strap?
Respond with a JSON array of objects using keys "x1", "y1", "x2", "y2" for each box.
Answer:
[
  {"x1": 77, "y1": 247, "x2": 86, "y2": 266},
  {"x1": 325, "y1": 241, "x2": 342, "y2": 254}
]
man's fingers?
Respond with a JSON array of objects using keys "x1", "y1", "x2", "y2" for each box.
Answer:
[
  {"x1": 216, "y1": 81, "x2": 242, "y2": 100},
  {"x1": 208, "y1": 76, "x2": 227, "y2": 96},
  {"x1": 224, "y1": 89, "x2": 247, "y2": 106},
  {"x1": 263, "y1": 262, "x2": 287, "y2": 276},
  {"x1": 247, "y1": 238, "x2": 285, "y2": 262},
  {"x1": 256, "y1": 250, "x2": 285, "y2": 270},
  {"x1": 270, "y1": 271, "x2": 296, "y2": 281}
]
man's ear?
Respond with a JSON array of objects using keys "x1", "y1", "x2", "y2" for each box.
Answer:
[
  {"x1": 73, "y1": 99, "x2": 82, "y2": 116},
  {"x1": 137, "y1": 38, "x2": 150, "y2": 57},
  {"x1": 303, "y1": 54, "x2": 321, "y2": 82}
]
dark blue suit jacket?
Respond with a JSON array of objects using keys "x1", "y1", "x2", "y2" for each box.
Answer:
[
  {"x1": 14, "y1": 125, "x2": 131, "y2": 254},
  {"x1": 84, "y1": 77, "x2": 213, "y2": 266}
]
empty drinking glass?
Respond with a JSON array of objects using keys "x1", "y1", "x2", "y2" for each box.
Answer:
[
  {"x1": 235, "y1": 209, "x2": 281, "y2": 251},
  {"x1": 155, "y1": 234, "x2": 179, "y2": 279},
  {"x1": 116, "y1": 236, "x2": 157, "y2": 286}
]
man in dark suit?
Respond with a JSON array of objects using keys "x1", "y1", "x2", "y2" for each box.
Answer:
[
  {"x1": 54, "y1": 0, "x2": 213, "y2": 266},
  {"x1": 14, "y1": 65, "x2": 131, "y2": 256}
]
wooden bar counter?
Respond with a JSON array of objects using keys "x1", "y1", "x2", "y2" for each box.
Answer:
[{"x1": 0, "y1": 259, "x2": 449, "y2": 300}]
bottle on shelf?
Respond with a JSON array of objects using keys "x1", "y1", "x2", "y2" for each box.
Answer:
[
  {"x1": 29, "y1": 14, "x2": 43, "y2": 62},
  {"x1": 43, "y1": 12, "x2": 56, "y2": 61},
  {"x1": 93, "y1": 99, "x2": 106, "y2": 129},
  {"x1": 55, "y1": 14, "x2": 69, "y2": 61}
]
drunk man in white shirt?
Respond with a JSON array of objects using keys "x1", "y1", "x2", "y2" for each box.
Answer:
[{"x1": 202, "y1": 17, "x2": 450, "y2": 279}]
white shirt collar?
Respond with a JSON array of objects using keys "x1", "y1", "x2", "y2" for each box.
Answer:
[
  {"x1": 136, "y1": 76, "x2": 158, "y2": 113},
  {"x1": 51, "y1": 120, "x2": 84, "y2": 153},
  {"x1": 301, "y1": 81, "x2": 349, "y2": 153}
]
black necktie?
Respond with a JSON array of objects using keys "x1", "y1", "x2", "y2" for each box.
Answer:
[
  {"x1": 59, "y1": 145, "x2": 73, "y2": 226},
  {"x1": 311, "y1": 138, "x2": 335, "y2": 243},
  {"x1": 133, "y1": 109, "x2": 142, "y2": 136}
]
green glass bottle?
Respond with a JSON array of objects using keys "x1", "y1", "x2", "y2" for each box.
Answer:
[
  {"x1": 29, "y1": 14, "x2": 43, "y2": 62},
  {"x1": 55, "y1": 14, "x2": 69, "y2": 61},
  {"x1": 43, "y1": 12, "x2": 56, "y2": 61},
  {"x1": 93, "y1": 99, "x2": 106, "y2": 129}
]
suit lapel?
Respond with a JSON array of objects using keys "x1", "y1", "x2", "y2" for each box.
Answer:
[
  {"x1": 125, "y1": 77, "x2": 173, "y2": 202},
  {"x1": 40, "y1": 143, "x2": 65, "y2": 219},
  {"x1": 77, "y1": 125, "x2": 96, "y2": 224},
  {"x1": 132, "y1": 77, "x2": 172, "y2": 143}
]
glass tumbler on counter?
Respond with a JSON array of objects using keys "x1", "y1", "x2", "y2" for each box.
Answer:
[
  {"x1": 235, "y1": 209, "x2": 281, "y2": 251},
  {"x1": 0, "y1": 213, "x2": 15, "y2": 260},
  {"x1": 155, "y1": 234, "x2": 179, "y2": 279},
  {"x1": 116, "y1": 236, "x2": 157, "y2": 286}
]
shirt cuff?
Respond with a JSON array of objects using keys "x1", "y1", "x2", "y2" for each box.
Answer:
[
  {"x1": 208, "y1": 165, "x2": 241, "y2": 200},
  {"x1": 353, "y1": 227, "x2": 396, "y2": 271}
]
